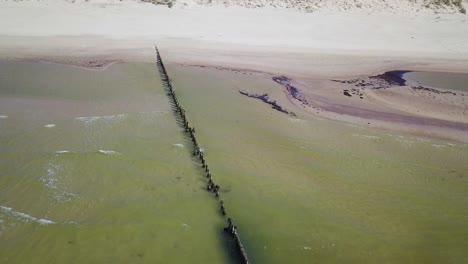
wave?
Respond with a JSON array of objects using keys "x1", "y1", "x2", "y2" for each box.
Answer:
[
  {"x1": 56, "y1": 150, "x2": 123, "y2": 155},
  {"x1": 75, "y1": 114, "x2": 127, "y2": 126},
  {"x1": 0, "y1": 115, "x2": 7, "y2": 119},
  {"x1": 98, "y1": 150, "x2": 120, "y2": 155},
  {"x1": 0, "y1": 206, "x2": 55, "y2": 225},
  {"x1": 55, "y1": 150, "x2": 72, "y2": 154},
  {"x1": 44, "y1": 124, "x2": 56, "y2": 128},
  {"x1": 352, "y1": 134, "x2": 380, "y2": 139},
  {"x1": 173, "y1": 143, "x2": 184, "y2": 148}
]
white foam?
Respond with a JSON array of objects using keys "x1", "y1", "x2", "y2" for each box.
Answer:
[
  {"x1": 37, "y1": 219, "x2": 55, "y2": 225},
  {"x1": 173, "y1": 143, "x2": 184, "y2": 148},
  {"x1": 53, "y1": 191, "x2": 76, "y2": 202},
  {"x1": 288, "y1": 118, "x2": 305, "y2": 123},
  {"x1": 303, "y1": 246, "x2": 312, "y2": 250},
  {"x1": 0, "y1": 206, "x2": 12, "y2": 211},
  {"x1": 0, "y1": 206, "x2": 55, "y2": 225},
  {"x1": 75, "y1": 116, "x2": 100, "y2": 124},
  {"x1": 42, "y1": 160, "x2": 60, "y2": 190},
  {"x1": 352, "y1": 134, "x2": 379, "y2": 139},
  {"x1": 43, "y1": 175, "x2": 59, "y2": 190},
  {"x1": 432, "y1": 144, "x2": 446, "y2": 149},
  {"x1": 396, "y1": 138, "x2": 415, "y2": 146},
  {"x1": 41, "y1": 160, "x2": 77, "y2": 202},
  {"x1": 55, "y1": 150, "x2": 72, "y2": 154},
  {"x1": 75, "y1": 114, "x2": 127, "y2": 126},
  {"x1": 416, "y1": 137, "x2": 431, "y2": 143},
  {"x1": 44, "y1": 124, "x2": 56, "y2": 128},
  {"x1": 98, "y1": 150, "x2": 120, "y2": 155},
  {"x1": 0, "y1": 115, "x2": 7, "y2": 119}
]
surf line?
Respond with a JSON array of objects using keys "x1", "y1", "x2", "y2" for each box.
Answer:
[{"x1": 155, "y1": 46, "x2": 250, "y2": 264}]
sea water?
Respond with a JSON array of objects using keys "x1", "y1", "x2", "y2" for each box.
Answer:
[
  {"x1": 403, "y1": 71, "x2": 468, "y2": 92},
  {"x1": 0, "y1": 61, "x2": 232, "y2": 263},
  {"x1": 169, "y1": 64, "x2": 468, "y2": 263}
]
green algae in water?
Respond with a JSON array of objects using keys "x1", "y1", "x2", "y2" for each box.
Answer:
[
  {"x1": 169, "y1": 64, "x2": 468, "y2": 264},
  {"x1": 1, "y1": 60, "x2": 467, "y2": 263},
  {"x1": 0, "y1": 61, "x2": 232, "y2": 264}
]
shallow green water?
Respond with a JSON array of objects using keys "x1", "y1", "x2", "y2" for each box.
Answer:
[
  {"x1": 0, "y1": 61, "x2": 232, "y2": 263},
  {"x1": 169, "y1": 64, "x2": 468, "y2": 263},
  {"x1": 1, "y1": 61, "x2": 467, "y2": 264}
]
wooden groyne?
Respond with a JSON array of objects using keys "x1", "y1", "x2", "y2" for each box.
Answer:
[{"x1": 154, "y1": 46, "x2": 250, "y2": 264}]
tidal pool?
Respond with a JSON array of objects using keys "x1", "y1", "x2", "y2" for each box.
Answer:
[
  {"x1": 169, "y1": 64, "x2": 468, "y2": 263},
  {"x1": 0, "y1": 61, "x2": 233, "y2": 263},
  {"x1": 402, "y1": 71, "x2": 468, "y2": 92}
]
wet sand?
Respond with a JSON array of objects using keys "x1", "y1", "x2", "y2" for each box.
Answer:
[{"x1": 265, "y1": 72, "x2": 468, "y2": 142}]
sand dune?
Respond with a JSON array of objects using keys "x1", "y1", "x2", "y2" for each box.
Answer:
[{"x1": 167, "y1": 0, "x2": 467, "y2": 13}]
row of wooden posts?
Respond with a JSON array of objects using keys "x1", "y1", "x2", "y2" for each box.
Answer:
[{"x1": 155, "y1": 46, "x2": 250, "y2": 264}]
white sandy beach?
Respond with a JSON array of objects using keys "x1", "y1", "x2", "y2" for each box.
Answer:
[{"x1": 1, "y1": 0, "x2": 468, "y2": 71}]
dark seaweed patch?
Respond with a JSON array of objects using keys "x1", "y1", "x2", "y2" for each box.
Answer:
[
  {"x1": 272, "y1": 76, "x2": 311, "y2": 106},
  {"x1": 273, "y1": 76, "x2": 300, "y2": 97},
  {"x1": 412, "y1": 86, "x2": 458, "y2": 95},
  {"x1": 239, "y1": 91, "x2": 296, "y2": 117},
  {"x1": 333, "y1": 71, "x2": 411, "y2": 89},
  {"x1": 369, "y1": 70, "x2": 410, "y2": 87}
]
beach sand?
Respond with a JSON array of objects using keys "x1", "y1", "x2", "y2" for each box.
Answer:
[{"x1": 1, "y1": 1, "x2": 467, "y2": 141}]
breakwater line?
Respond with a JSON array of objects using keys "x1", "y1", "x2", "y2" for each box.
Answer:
[{"x1": 154, "y1": 46, "x2": 250, "y2": 264}]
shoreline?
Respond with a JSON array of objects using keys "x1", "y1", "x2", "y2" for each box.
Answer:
[
  {"x1": 0, "y1": 1, "x2": 467, "y2": 142},
  {"x1": 0, "y1": 53, "x2": 468, "y2": 143},
  {"x1": 1, "y1": 53, "x2": 467, "y2": 142}
]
